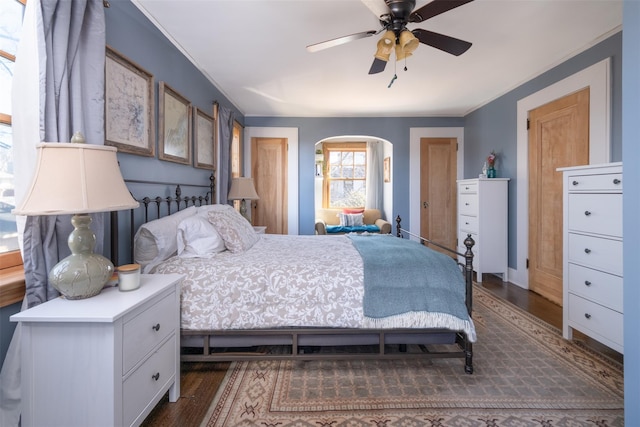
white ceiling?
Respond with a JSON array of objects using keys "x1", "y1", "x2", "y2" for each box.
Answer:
[{"x1": 132, "y1": 0, "x2": 622, "y2": 118}]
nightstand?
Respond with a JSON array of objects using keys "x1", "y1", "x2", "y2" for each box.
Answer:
[
  {"x1": 253, "y1": 226, "x2": 267, "y2": 234},
  {"x1": 12, "y1": 273, "x2": 183, "y2": 427}
]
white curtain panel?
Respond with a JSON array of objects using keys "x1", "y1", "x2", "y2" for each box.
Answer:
[
  {"x1": 365, "y1": 140, "x2": 383, "y2": 211},
  {"x1": 217, "y1": 105, "x2": 235, "y2": 206}
]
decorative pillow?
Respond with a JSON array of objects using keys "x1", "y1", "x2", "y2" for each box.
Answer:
[
  {"x1": 134, "y1": 206, "x2": 198, "y2": 273},
  {"x1": 177, "y1": 215, "x2": 226, "y2": 258},
  {"x1": 339, "y1": 212, "x2": 364, "y2": 227},
  {"x1": 342, "y1": 208, "x2": 365, "y2": 214},
  {"x1": 207, "y1": 209, "x2": 259, "y2": 253}
]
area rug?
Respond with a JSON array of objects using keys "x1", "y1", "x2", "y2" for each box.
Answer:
[{"x1": 200, "y1": 286, "x2": 624, "y2": 426}]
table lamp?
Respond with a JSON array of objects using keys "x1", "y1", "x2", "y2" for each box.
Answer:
[
  {"x1": 12, "y1": 133, "x2": 139, "y2": 299},
  {"x1": 227, "y1": 177, "x2": 259, "y2": 222}
]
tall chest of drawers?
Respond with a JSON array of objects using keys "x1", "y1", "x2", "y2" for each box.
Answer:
[
  {"x1": 12, "y1": 274, "x2": 183, "y2": 427},
  {"x1": 558, "y1": 163, "x2": 623, "y2": 354},
  {"x1": 457, "y1": 178, "x2": 510, "y2": 283}
]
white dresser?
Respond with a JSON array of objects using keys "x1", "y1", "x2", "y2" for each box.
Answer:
[
  {"x1": 558, "y1": 162, "x2": 623, "y2": 354},
  {"x1": 457, "y1": 178, "x2": 510, "y2": 282},
  {"x1": 12, "y1": 274, "x2": 183, "y2": 427}
]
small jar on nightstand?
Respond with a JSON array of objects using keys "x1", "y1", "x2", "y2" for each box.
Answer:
[{"x1": 253, "y1": 226, "x2": 266, "y2": 234}]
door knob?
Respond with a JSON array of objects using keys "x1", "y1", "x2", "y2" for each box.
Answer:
[{"x1": 422, "y1": 201, "x2": 429, "y2": 208}]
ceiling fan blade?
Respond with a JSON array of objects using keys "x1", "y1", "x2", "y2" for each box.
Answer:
[
  {"x1": 306, "y1": 30, "x2": 377, "y2": 53},
  {"x1": 412, "y1": 28, "x2": 472, "y2": 56},
  {"x1": 409, "y1": 0, "x2": 474, "y2": 23},
  {"x1": 368, "y1": 58, "x2": 387, "y2": 74}
]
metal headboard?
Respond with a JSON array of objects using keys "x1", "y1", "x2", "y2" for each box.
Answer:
[{"x1": 110, "y1": 174, "x2": 215, "y2": 266}]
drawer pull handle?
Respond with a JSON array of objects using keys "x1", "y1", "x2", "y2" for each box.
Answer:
[
  {"x1": 584, "y1": 313, "x2": 591, "y2": 319},
  {"x1": 584, "y1": 211, "x2": 591, "y2": 216},
  {"x1": 584, "y1": 280, "x2": 592, "y2": 286},
  {"x1": 465, "y1": 203, "x2": 470, "y2": 206},
  {"x1": 584, "y1": 248, "x2": 591, "y2": 254},
  {"x1": 613, "y1": 178, "x2": 621, "y2": 185},
  {"x1": 572, "y1": 180, "x2": 579, "y2": 186},
  {"x1": 152, "y1": 323, "x2": 160, "y2": 332},
  {"x1": 465, "y1": 186, "x2": 469, "y2": 190},
  {"x1": 465, "y1": 222, "x2": 470, "y2": 225},
  {"x1": 152, "y1": 372, "x2": 160, "y2": 381}
]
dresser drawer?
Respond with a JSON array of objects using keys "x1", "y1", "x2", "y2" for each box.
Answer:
[
  {"x1": 568, "y1": 193, "x2": 622, "y2": 237},
  {"x1": 458, "y1": 182, "x2": 478, "y2": 194},
  {"x1": 123, "y1": 335, "x2": 176, "y2": 427},
  {"x1": 459, "y1": 215, "x2": 478, "y2": 234},
  {"x1": 568, "y1": 294, "x2": 623, "y2": 347},
  {"x1": 123, "y1": 292, "x2": 176, "y2": 375},
  {"x1": 568, "y1": 263, "x2": 623, "y2": 313},
  {"x1": 567, "y1": 233, "x2": 622, "y2": 275},
  {"x1": 568, "y1": 172, "x2": 622, "y2": 192},
  {"x1": 459, "y1": 194, "x2": 478, "y2": 216}
]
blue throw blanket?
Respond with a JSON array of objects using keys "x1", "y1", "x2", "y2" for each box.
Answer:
[{"x1": 348, "y1": 234, "x2": 476, "y2": 340}]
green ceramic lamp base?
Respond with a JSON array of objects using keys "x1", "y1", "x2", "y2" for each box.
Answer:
[{"x1": 48, "y1": 214, "x2": 114, "y2": 300}]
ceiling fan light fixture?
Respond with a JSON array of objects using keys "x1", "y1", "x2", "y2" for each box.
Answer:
[
  {"x1": 395, "y1": 29, "x2": 419, "y2": 60},
  {"x1": 374, "y1": 30, "x2": 395, "y2": 61}
]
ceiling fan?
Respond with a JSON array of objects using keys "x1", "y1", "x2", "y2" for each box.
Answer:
[{"x1": 306, "y1": 0, "x2": 475, "y2": 75}]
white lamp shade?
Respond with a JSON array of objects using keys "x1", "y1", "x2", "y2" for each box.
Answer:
[
  {"x1": 13, "y1": 142, "x2": 139, "y2": 215},
  {"x1": 228, "y1": 177, "x2": 259, "y2": 201}
]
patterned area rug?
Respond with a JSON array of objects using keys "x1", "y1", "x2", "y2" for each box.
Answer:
[{"x1": 200, "y1": 286, "x2": 624, "y2": 426}]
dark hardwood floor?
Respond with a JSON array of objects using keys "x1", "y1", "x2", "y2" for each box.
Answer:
[{"x1": 142, "y1": 274, "x2": 623, "y2": 427}]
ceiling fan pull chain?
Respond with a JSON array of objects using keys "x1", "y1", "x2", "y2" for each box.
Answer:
[{"x1": 388, "y1": 74, "x2": 397, "y2": 88}]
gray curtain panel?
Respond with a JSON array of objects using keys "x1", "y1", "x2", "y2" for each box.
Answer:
[
  {"x1": 0, "y1": 2, "x2": 106, "y2": 426},
  {"x1": 217, "y1": 105, "x2": 235, "y2": 205}
]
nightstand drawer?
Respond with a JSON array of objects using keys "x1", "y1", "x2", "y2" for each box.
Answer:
[
  {"x1": 459, "y1": 194, "x2": 478, "y2": 216},
  {"x1": 568, "y1": 172, "x2": 622, "y2": 192},
  {"x1": 123, "y1": 291, "x2": 176, "y2": 374},
  {"x1": 123, "y1": 335, "x2": 176, "y2": 427},
  {"x1": 567, "y1": 233, "x2": 622, "y2": 276},
  {"x1": 568, "y1": 294, "x2": 623, "y2": 346},
  {"x1": 568, "y1": 193, "x2": 622, "y2": 237},
  {"x1": 568, "y1": 263, "x2": 623, "y2": 312}
]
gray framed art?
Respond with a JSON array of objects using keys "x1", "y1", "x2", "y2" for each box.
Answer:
[
  {"x1": 193, "y1": 107, "x2": 216, "y2": 169},
  {"x1": 159, "y1": 81, "x2": 192, "y2": 165},
  {"x1": 105, "y1": 46, "x2": 155, "y2": 156}
]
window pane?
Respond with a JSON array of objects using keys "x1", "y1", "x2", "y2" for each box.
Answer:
[
  {"x1": 0, "y1": 0, "x2": 24, "y2": 56},
  {"x1": 0, "y1": 122, "x2": 17, "y2": 252},
  {"x1": 329, "y1": 179, "x2": 366, "y2": 208},
  {"x1": 354, "y1": 152, "x2": 366, "y2": 164},
  {"x1": 329, "y1": 165, "x2": 341, "y2": 178},
  {"x1": 354, "y1": 165, "x2": 365, "y2": 178}
]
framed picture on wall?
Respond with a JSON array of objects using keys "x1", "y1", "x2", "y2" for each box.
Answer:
[
  {"x1": 105, "y1": 46, "x2": 155, "y2": 156},
  {"x1": 384, "y1": 156, "x2": 391, "y2": 183},
  {"x1": 158, "y1": 81, "x2": 192, "y2": 165},
  {"x1": 193, "y1": 107, "x2": 216, "y2": 169}
]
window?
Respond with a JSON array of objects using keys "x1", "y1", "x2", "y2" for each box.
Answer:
[
  {"x1": 0, "y1": 0, "x2": 26, "y2": 308},
  {"x1": 323, "y1": 142, "x2": 366, "y2": 208},
  {"x1": 230, "y1": 120, "x2": 243, "y2": 210},
  {"x1": 0, "y1": 0, "x2": 23, "y2": 254}
]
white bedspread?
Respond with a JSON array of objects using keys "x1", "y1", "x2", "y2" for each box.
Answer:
[
  {"x1": 154, "y1": 234, "x2": 475, "y2": 342},
  {"x1": 154, "y1": 235, "x2": 365, "y2": 331}
]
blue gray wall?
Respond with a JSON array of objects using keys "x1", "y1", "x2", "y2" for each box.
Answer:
[
  {"x1": 105, "y1": 0, "x2": 242, "y2": 199},
  {"x1": 464, "y1": 32, "x2": 622, "y2": 268},
  {"x1": 245, "y1": 116, "x2": 464, "y2": 235},
  {"x1": 622, "y1": 1, "x2": 639, "y2": 423}
]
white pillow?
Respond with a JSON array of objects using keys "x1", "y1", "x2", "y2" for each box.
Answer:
[
  {"x1": 207, "y1": 209, "x2": 259, "y2": 253},
  {"x1": 134, "y1": 206, "x2": 198, "y2": 273},
  {"x1": 177, "y1": 215, "x2": 225, "y2": 257}
]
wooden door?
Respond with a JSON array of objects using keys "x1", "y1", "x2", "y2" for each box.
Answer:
[
  {"x1": 420, "y1": 138, "x2": 457, "y2": 255},
  {"x1": 528, "y1": 88, "x2": 589, "y2": 305},
  {"x1": 251, "y1": 137, "x2": 288, "y2": 234}
]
